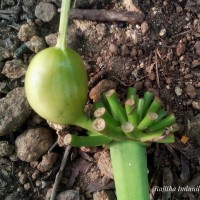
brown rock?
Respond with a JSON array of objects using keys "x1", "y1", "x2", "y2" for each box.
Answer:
[
  {"x1": 186, "y1": 84, "x2": 197, "y2": 99},
  {"x1": 134, "y1": 81, "x2": 143, "y2": 90},
  {"x1": 176, "y1": 41, "x2": 185, "y2": 56},
  {"x1": 0, "y1": 141, "x2": 14, "y2": 156},
  {"x1": 26, "y1": 36, "x2": 46, "y2": 53},
  {"x1": 93, "y1": 190, "x2": 116, "y2": 200},
  {"x1": 0, "y1": 87, "x2": 31, "y2": 136},
  {"x1": 37, "y1": 152, "x2": 58, "y2": 172},
  {"x1": 96, "y1": 149, "x2": 113, "y2": 179},
  {"x1": 121, "y1": 45, "x2": 129, "y2": 56},
  {"x1": 141, "y1": 21, "x2": 149, "y2": 35},
  {"x1": 56, "y1": 190, "x2": 80, "y2": 200},
  {"x1": 109, "y1": 44, "x2": 120, "y2": 55},
  {"x1": 18, "y1": 23, "x2": 37, "y2": 42},
  {"x1": 89, "y1": 79, "x2": 116, "y2": 102},
  {"x1": 194, "y1": 41, "x2": 200, "y2": 56},
  {"x1": 35, "y1": 2, "x2": 57, "y2": 22},
  {"x1": 45, "y1": 33, "x2": 58, "y2": 47},
  {"x1": 192, "y1": 100, "x2": 200, "y2": 110},
  {"x1": 2, "y1": 59, "x2": 26, "y2": 78},
  {"x1": 15, "y1": 128, "x2": 53, "y2": 162}
]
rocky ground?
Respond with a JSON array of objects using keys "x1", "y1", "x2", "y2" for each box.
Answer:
[{"x1": 0, "y1": 0, "x2": 200, "y2": 199}]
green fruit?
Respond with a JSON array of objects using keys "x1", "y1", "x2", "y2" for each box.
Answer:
[{"x1": 25, "y1": 47, "x2": 88, "y2": 125}]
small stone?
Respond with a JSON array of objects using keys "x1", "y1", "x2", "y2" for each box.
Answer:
[
  {"x1": 159, "y1": 28, "x2": 166, "y2": 37},
  {"x1": 109, "y1": 44, "x2": 120, "y2": 55},
  {"x1": 18, "y1": 23, "x2": 37, "y2": 42},
  {"x1": 192, "y1": 60, "x2": 200, "y2": 68},
  {"x1": 89, "y1": 79, "x2": 117, "y2": 102},
  {"x1": 186, "y1": 84, "x2": 197, "y2": 99},
  {"x1": 30, "y1": 161, "x2": 39, "y2": 168},
  {"x1": 131, "y1": 48, "x2": 137, "y2": 56},
  {"x1": 0, "y1": 88, "x2": 31, "y2": 136},
  {"x1": 96, "y1": 57, "x2": 103, "y2": 64},
  {"x1": 32, "y1": 170, "x2": 40, "y2": 180},
  {"x1": 45, "y1": 33, "x2": 58, "y2": 47},
  {"x1": 56, "y1": 190, "x2": 80, "y2": 200},
  {"x1": 15, "y1": 128, "x2": 53, "y2": 162},
  {"x1": 96, "y1": 149, "x2": 113, "y2": 179},
  {"x1": 176, "y1": 41, "x2": 185, "y2": 56},
  {"x1": 35, "y1": 2, "x2": 57, "y2": 22},
  {"x1": 176, "y1": 6, "x2": 183, "y2": 14},
  {"x1": 121, "y1": 45, "x2": 129, "y2": 56},
  {"x1": 26, "y1": 36, "x2": 46, "y2": 53},
  {"x1": 175, "y1": 86, "x2": 183, "y2": 96},
  {"x1": 0, "y1": 141, "x2": 14, "y2": 157},
  {"x1": 35, "y1": 180, "x2": 42, "y2": 187},
  {"x1": 194, "y1": 41, "x2": 200, "y2": 56},
  {"x1": 2, "y1": 59, "x2": 26, "y2": 79},
  {"x1": 134, "y1": 81, "x2": 143, "y2": 90},
  {"x1": 19, "y1": 174, "x2": 27, "y2": 185},
  {"x1": 9, "y1": 153, "x2": 19, "y2": 162},
  {"x1": 24, "y1": 183, "x2": 31, "y2": 191},
  {"x1": 93, "y1": 190, "x2": 116, "y2": 200},
  {"x1": 192, "y1": 100, "x2": 200, "y2": 110},
  {"x1": 37, "y1": 152, "x2": 58, "y2": 172},
  {"x1": 141, "y1": 21, "x2": 149, "y2": 35},
  {"x1": 184, "y1": 74, "x2": 193, "y2": 79}
]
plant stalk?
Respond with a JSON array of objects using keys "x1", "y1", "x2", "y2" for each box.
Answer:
[
  {"x1": 56, "y1": 0, "x2": 71, "y2": 50},
  {"x1": 110, "y1": 141, "x2": 149, "y2": 200}
]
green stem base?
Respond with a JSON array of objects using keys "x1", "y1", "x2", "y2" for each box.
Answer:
[{"x1": 110, "y1": 141, "x2": 149, "y2": 200}]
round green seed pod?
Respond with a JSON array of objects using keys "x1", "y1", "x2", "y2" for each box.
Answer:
[{"x1": 25, "y1": 47, "x2": 88, "y2": 125}]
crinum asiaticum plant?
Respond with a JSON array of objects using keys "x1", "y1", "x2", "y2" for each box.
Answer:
[{"x1": 25, "y1": 1, "x2": 177, "y2": 199}]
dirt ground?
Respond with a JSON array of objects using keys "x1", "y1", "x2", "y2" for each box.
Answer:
[{"x1": 0, "y1": 0, "x2": 200, "y2": 199}]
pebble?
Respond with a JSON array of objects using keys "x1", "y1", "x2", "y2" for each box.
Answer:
[
  {"x1": 9, "y1": 153, "x2": 19, "y2": 162},
  {"x1": 121, "y1": 45, "x2": 129, "y2": 56},
  {"x1": 159, "y1": 28, "x2": 166, "y2": 37},
  {"x1": 56, "y1": 190, "x2": 80, "y2": 200},
  {"x1": 0, "y1": 87, "x2": 31, "y2": 136},
  {"x1": 24, "y1": 183, "x2": 31, "y2": 191},
  {"x1": 93, "y1": 190, "x2": 116, "y2": 200},
  {"x1": 26, "y1": 36, "x2": 46, "y2": 53},
  {"x1": 186, "y1": 84, "x2": 197, "y2": 99},
  {"x1": 176, "y1": 41, "x2": 185, "y2": 56},
  {"x1": 192, "y1": 60, "x2": 200, "y2": 68},
  {"x1": 2, "y1": 59, "x2": 26, "y2": 79},
  {"x1": 192, "y1": 100, "x2": 200, "y2": 110},
  {"x1": 0, "y1": 141, "x2": 14, "y2": 157},
  {"x1": 15, "y1": 128, "x2": 53, "y2": 162},
  {"x1": 35, "y1": 180, "x2": 42, "y2": 187},
  {"x1": 35, "y1": 2, "x2": 57, "y2": 22},
  {"x1": 19, "y1": 174, "x2": 28, "y2": 185},
  {"x1": 134, "y1": 81, "x2": 143, "y2": 91},
  {"x1": 30, "y1": 161, "x2": 39, "y2": 168},
  {"x1": 194, "y1": 41, "x2": 200, "y2": 56},
  {"x1": 96, "y1": 149, "x2": 113, "y2": 179},
  {"x1": 45, "y1": 33, "x2": 58, "y2": 47},
  {"x1": 32, "y1": 170, "x2": 40, "y2": 180},
  {"x1": 18, "y1": 23, "x2": 37, "y2": 42},
  {"x1": 89, "y1": 79, "x2": 117, "y2": 102},
  {"x1": 37, "y1": 152, "x2": 58, "y2": 172},
  {"x1": 141, "y1": 21, "x2": 149, "y2": 35},
  {"x1": 175, "y1": 86, "x2": 183, "y2": 96},
  {"x1": 109, "y1": 43, "x2": 120, "y2": 55}
]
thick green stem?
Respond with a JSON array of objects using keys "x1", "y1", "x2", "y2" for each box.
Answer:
[
  {"x1": 56, "y1": 0, "x2": 71, "y2": 50},
  {"x1": 110, "y1": 141, "x2": 149, "y2": 200},
  {"x1": 64, "y1": 134, "x2": 112, "y2": 146}
]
